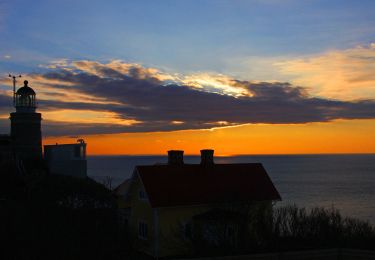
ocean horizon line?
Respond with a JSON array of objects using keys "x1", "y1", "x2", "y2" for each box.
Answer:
[{"x1": 87, "y1": 152, "x2": 375, "y2": 157}]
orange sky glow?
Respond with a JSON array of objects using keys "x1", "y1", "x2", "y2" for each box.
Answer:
[{"x1": 44, "y1": 119, "x2": 375, "y2": 155}]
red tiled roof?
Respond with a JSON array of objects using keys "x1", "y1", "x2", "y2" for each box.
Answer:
[{"x1": 136, "y1": 163, "x2": 281, "y2": 208}]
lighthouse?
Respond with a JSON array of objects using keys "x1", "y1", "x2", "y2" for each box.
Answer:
[{"x1": 10, "y1": 80, "x2": 42, "y2": 162}]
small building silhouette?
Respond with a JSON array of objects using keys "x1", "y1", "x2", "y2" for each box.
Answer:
[
  {"x1": 0, "y1": 134, "x2": 12, "y2": 158},
  {"x1": 44, "y1": 139, "x2": 87, "y2": 178},
  {"x1": 0, "y1": 134, "x2": 25, "y2": 174},
  {"x1": 114, "y1": 149, "x2": 281, "y2": 258}
]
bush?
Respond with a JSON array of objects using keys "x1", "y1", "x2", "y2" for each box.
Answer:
[
  {"x1": 187, "y1": 204, "x2": 375, "y2": 256},
  {"x1": 0, "y1": 173, "x2": 133, "y2": 259},
  {"x1": 272, "y1": 205, "x2": 375, "y2": 251}
]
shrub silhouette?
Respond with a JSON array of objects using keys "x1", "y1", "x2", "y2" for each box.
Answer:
[{"x1": 185, "y1": 204, "x2": 375, "y2": 256}]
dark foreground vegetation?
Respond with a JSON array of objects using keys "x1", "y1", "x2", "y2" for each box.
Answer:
[
  {"x1": 0, "y1": 171, "x2": 134, "y2": 260},
  {"x1": 188, "y1": 205, "x2": 375, "y2": 258},
  {"x1": 1, "y1": 170, "x2": 374, "y2": 259}
]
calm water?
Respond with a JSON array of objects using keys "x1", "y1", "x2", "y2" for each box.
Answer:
[{"x1": 88, "y1": 154, "x2": 375, "y2": 224}]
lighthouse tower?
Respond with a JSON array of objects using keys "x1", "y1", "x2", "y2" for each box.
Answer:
[{"x1": 10, "y1": 80, "x2": 42, "y2": 162}]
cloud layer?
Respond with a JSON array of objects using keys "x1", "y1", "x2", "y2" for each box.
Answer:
[
  {"x1": 1, "y1": 59, "x2": 375, "y2": 136},
  {"x1": 276, "y1": 43, "x2": 375, "y2": 100}
]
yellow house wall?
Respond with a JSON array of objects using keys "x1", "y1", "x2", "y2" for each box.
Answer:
[
  {"x1": 127, "y1": 173, "x2": 155, "y2": 256},
  {"x1": 157, "y1": 205, "x2": 212, "y2": 257},
  {"x1": 156, "y1": 201, "x2": 274, "y2": 258}
]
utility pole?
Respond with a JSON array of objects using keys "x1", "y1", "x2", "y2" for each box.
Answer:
[{"x1": 8, "y1": 74, "x2": 22, "y2": 106}]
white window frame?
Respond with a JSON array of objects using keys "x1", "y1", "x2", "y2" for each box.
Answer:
[
  {"x1": 138, "y1": 220, "x2": 148, "y2": 240},
  {"x1": 138, "y1": 189, "x2": 148, "y2": 201},
  {"x1": 183, "y1": 221, "x2": 192, "y2": 240}
]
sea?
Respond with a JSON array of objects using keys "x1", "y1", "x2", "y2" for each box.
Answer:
[{"x1": 87, "y1": 154, "x2": 375, "y2": 224}]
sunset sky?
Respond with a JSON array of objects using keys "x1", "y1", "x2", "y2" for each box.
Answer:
[{"x1": 1, "y1": 0, "x2": 375, "y2": 155}]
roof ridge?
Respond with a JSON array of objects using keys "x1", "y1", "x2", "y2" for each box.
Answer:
[
  {"x1": 133, "y1": 163, "x2": 281, "y2": 207},
  {"x1": 136, "y1": 162, "x2": 263, "y2": 167}
]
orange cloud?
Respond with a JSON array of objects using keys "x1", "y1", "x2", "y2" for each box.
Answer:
[
  {"x1": 41, "y1": 109, "x2": 141, "y2": 126},
  {"x1": 0, "y1": 73, "x2": 118, "y2": 105},
  {"x1": 276, "y1": 43, "x2": 375, "y2": 100},
  {"x1": 180, "y1": 73, "x2": 251, "y2": 97},
  {"x1": 71, "y1": 60, "x2": 176, "y2": 82}
]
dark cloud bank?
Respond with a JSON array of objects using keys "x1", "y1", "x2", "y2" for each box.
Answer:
[{"x1": 1, "y1": 65, "x2": 375, "y2": 136}]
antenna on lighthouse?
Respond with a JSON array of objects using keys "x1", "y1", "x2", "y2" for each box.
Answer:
[{"x1": 8, "y1": 74, "x2": 22, "y2": 106}]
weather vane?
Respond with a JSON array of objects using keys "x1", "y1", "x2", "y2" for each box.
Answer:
[{"x1": 8, "y1": 74, "x2": 22, "y2": 106}]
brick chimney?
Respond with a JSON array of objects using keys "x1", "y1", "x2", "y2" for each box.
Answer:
[
  {"x1": 200, "y1": 149, "x2": 214, "y2": 165},
  {"x1": 168, "y1": 150, "x2": 184, "y2": 165}
]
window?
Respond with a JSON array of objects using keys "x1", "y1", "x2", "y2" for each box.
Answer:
[
  {"x1": 138, "y1": 221, "x2": 148, "y2": 239},
  {"x1": 139, "y1": 190, "x2": 148, "y2": 200},
  {"x1": 183, "y1": 222, "x2": 192, "y2": 240}
]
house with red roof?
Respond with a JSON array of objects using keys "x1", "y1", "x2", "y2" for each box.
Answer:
[{"x1": 114, "y1": 149, "x2": 281, "y2": 258}]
